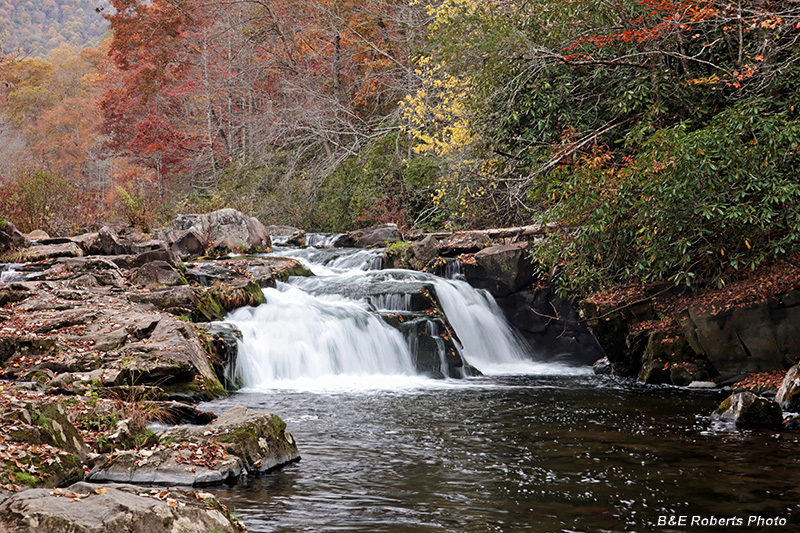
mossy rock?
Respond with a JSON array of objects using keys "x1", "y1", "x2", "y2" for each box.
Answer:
[{"x1": 193, "y1": 280, "x2": 266, "y2": 321}]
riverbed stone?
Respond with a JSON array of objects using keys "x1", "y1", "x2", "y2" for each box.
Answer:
[
  {"x1": 0, "y1": 482, "x2": 246, "y2": 533},
  {"x1": 347, "y1": 223, "x2": 402, "y2": 248},
  {"x1": 88, "y1": 405, "x2": 299, "y2": 485},
  {"x1": 775, "y1": 364, "x2": 800, "y2": 411},
  {"x1": 715, "y1": 391, "x2": 783, "y2": 429}
]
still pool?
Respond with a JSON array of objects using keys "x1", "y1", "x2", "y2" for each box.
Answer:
[{"x1": 200, "y1": 374, "x2": 800, "y2": 532}]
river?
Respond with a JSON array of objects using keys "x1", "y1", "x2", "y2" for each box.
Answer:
[{"x1": 200, "y1": 245, "x2": 800, "y2": 532}]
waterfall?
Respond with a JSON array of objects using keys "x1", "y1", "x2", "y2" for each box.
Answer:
[{"x1": 225, "y1": 247, "x2": 551, "y2": 390}]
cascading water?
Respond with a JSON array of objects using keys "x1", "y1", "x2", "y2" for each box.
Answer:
[{"x1": 224, "y1": 246, "x2": 563, "y2": 390}]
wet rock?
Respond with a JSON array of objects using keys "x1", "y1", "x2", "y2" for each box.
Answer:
[
  {"x1": 193, "y1": 280, "x2": 266, "y2": 322},
  {"x1": 0, "y1": 482, "x2": 246, "y2": 533},
  {"x1": 775, "y1": 364, "x2": 800, "y2": 411},
  {"x1": 167, "y1": 208, "x2": 272, "y2": 258},
  {"x1": 461, "y1": 243, "x2": 536, "y2": 298},
  {"x1": 347, "y1": 223, "x2": 402, "y2": 248},
  {"x1": 496, "y1": 287, "x2": 605, "y2": 366},
  {"x1": 157, "y1": 401, "x2": 218, "y2": 425},
  {"x1": 593, "y1": 357, "x2": 613, "y2": 375},
  {"x1": 637, "y1": 333, "x2": 706, "y2": 385},
  {"x1": 88, "y1": 406, "x2": 299, "y2": 486},
  {"x1": 714, "y1": 391, "x2": 782, "y2": 429}
]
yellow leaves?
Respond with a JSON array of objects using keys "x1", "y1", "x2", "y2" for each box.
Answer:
[
  {"x1": 745, "y1": 239, "x2": 751, "y2": 250},
  {"x1": 94, "y1": 487, "x2": 107, "y2": 494}
]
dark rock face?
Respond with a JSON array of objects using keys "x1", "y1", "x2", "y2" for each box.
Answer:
[
  {"x1": 166, "y1": 208, "x2": 272, "y2": 258},
  {"x1": 0, "y1": 482, "x2": 246, "y2": 533},
  {"x1": 346, "y1": 223, "x2": 402, "y2": 248},
  {"x1": 462, "y1": 244, "x2": 536, "y2": 298},
  {"x1": 715, "y1": 391, "x2": 783, "y2": 429},
  {"x1": 88, "y1": 406, "x2": 299, "y2": 486},
  {"x1": 593, "y1": 357, "x2": 613, "y2": 375},
  {"x1": 495, "y1": 288, "x2": 604, "y2": 366},
  {"x1": 776, "y1": 364, "x2": 800, "y2": 411},
  {"x1": 678, "y1": 291, "x2": 800, "y2": 383}
]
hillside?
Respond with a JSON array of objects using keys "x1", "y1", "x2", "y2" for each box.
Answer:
[{"x1": 0, "y1": 0, "x2": 109, "y2": 58}]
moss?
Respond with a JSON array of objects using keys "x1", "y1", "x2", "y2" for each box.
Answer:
[
  {"x1": 385, "y1": 240, "x2": 411, "y2": 257},
  {"x1": 272, "y1": 262, "x2": 313, "y2": 282},
  {"x1": 193, "y1": 281, "x2": 265, "y2": 321},
  {"x1": 716, "y1": 395, "x2": 733, "y2": 415}
]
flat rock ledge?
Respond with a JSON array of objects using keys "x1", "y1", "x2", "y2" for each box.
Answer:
[
  {"x1": 0, "y1": 482, "x2": 245, "y2": 533},
  {"x1": 87, "y1": 406, "x2": 299, "y2": 486}
]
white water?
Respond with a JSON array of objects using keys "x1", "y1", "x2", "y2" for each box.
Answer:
[{"x1": 226, "y1": 246, "x2": 582, "y2": 391}]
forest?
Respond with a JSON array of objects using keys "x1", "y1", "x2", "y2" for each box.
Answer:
[{"x1": 1, "y1": 0, "x2": 799, "y2": 296}]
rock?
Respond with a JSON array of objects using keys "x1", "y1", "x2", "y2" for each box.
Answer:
[
  {"x1": 0, "y1": 219, "x2": 30, "y2": 252},
  {"x1": 128, "y1": 285, "x2": 198, "y2": 316},
  {"x1": 193, "y1": 280, "x2": 266, "y2": 322},
  {"x1": 383, "y1": 236, "x2": 438, "y2": 271},
  {"x1": 784, "y1": 415, "x2": 800, "y2": 430},
  {"x1": 131, "y1": 239, "x2": 168, "y2": 254},
  {"x1": 129, "y1": 261, "x2": 186, "y2": 288},
  {"x1": 347, "y1": 223, "x2": 402, "y2": 248},
  {"x1": 678, "y1": 291, "x2": 800, "y2": 383},
  {"x1": 167, "y1": 208, "x2": 272, "y2": 258},
  {"x1": 25, "y1": 229, "x2": 50, "y2": 241},
  {"x1": 593, "y1": 357, "x2": 613, "y2": 375},
  {"x1": 0, "y1": 482, "x2": 246, "y2": 532},
  {"x1": 112, "y1": 248, "x2": 179, "y2": 269},
  {"x1": 496, "y1": 287, "x2": 605, "y2": 366},
  {"x1": 2, "y1": 402, "x2": 88, "y2": 488},
  {"x1": 636, "y1": 332, "x2": 706, "y2": 385},
  {"x1": 0, "y1": 337, "x2": 59, "y2": 366},
  {"x1": 714, "y1": 391, "x2": 783, "y2": 429},
  {"x1": 17, "y1": 242, "x2": 84, "y2": 262},
  {"x1": 687, "y1": 381, "x2": 717, "y2": 388},
  {"x1": 157, "y1": 401, "x2": 218, "y2": 425},
  {"x1": 437, "y1": 232, "x2": 491, "y2": 256},
  {"x1": 88, "y1": 405, "x2": 299, "y2": 486},
  {"x1": 776, "y1": 364, "x2": 800, "y2": 411},
  {"x1": 200, "y1": 322, "x2": 242, "y2": 388},
  {"x1": 461, "y1": 243, "x2": 536, "y2": 298},
  {"x1": 267, "y1": 225, "x2": 305, "y2": 246},
  {"x1": 98, "y1": 226, "x2": 129, "y2": 255}
]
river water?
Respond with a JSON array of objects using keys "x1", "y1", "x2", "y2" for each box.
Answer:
[{"x1": 201, "y1": 246, "x2": 800, "y2": 532}]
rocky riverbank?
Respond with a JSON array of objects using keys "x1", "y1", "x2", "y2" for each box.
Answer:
[{"x1": 0, "y1": 209, "x2": 304, "y2": 531}]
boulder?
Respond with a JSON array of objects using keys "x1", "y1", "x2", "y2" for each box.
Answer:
[
  {"x1": 461, "y1": 243, "x2": 536, "y2": 298},
  {"x1": 129, "y1": 261, "x2": 185, "y2": 288},
  {"x1": 0, "y1": 219, "x2": 30, "y2": 252},
  {"x1": 383, "y1": 236, "x2": 438, "y2": 271},
  {"x1": 25, "y1": 229, "x2": 50, "y2": 241},
  {"x1": 714, "y1": 391, "x2": 783, "y2": 429},
  {"x1": 88, "y1": 405, "x2": 299, "y2": 486},
  {"x1": 0, "y1": 482, "x2": 245, "y2": 533},
  {"x1": 593, "y1": 357, "x2": 613, "y2": 375},
  {"x1": 98, "y1": 226, "x2": 129, "y2": 255},
  {"x1": 347, "y1": 223, "x2": 402, "y2": 248},
  {"x1": 2, "y1": 402, "x2": 88, "y2": 488},
  {"x1": 167, "y1": 208, "x2": 272, "y2": 258},
  {"x1": 776, "y1": 364, "x2": 800, "y2": 411},
  {"x1": 127, "y1": 285, "x2": 198, "y2": 316}
]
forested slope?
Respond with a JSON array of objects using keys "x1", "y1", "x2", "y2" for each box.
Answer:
[{"x1": 0, "y1": 0, "x2": 109, "y2": 58}]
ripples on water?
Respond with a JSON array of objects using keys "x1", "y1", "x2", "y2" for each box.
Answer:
[
  {"x1": 206, "y1": 247, "x2": 800, "y2": 531},
  {"x1": 202, "y1": 375, "x2": 800, "y2": 532}
]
